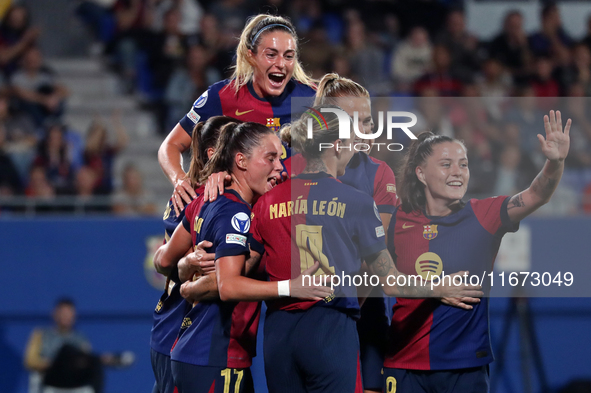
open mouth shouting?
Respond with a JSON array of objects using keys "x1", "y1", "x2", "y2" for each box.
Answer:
[{"x1": 268, "y1": 72, "x2": 287, "y2": 90}]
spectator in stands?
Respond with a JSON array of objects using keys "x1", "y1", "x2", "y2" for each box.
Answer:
[
  {"x1": 10, "y1": 46, "x2": 69, "y2": 126},
  {"x1": 571, "y1": 43, "x2": 591, "y2": 96},
  {"x1": 0, "y1": 90, "x2": 38, "y2": 181},
  {"x1": 299, "y1": 21, "x2": 334, "y2": 79},
  {"x1": 529, "y1": 56, "x2": 560, "y2": 108},
  {"x1": 342, "y1": 18, "x2": 388, "y2": 94},
  {"x1": 582, "y1": 14, "x2": 591, "y2": 53},
  {"x1": 110, "y1": 0, "x2": 151, "y2": 94},
  {"x1": 413, "y1": 89, "x2": 455, "y2": 138},
  {"x1": 414, "y1": 44, "x2": 463, "y2": 96},
  {"x1": 493, "y1": 144, "x2": 537, "y2": 196},
  {"x1": 83, "y1": 110, "x2": 128, "y2": 195},
  {"x1": 505, "y1": 86, "x2": 547, "y2": 166},
  {"x1": 455, "y1": 123, "x2": 496, "y2": 196},
  {"x1": 0, "y1": 122, "x2": 22, "y2": 195},
  {"x1": 476, "y1": 57, "x2": 512, "y2": 121},
  {"x1": 0, "y1": 4, "x2": 39, "y2": 77},
  {"x1": 391, "y1": 26, "x2": 433, "y2": 93},
  {"x1": 145, "y1": 6, "x2": 190, "y2": 95},
  {"x1": 113, "y1": 163, "x2": 157, "y2": 215},
  {"x1": 33, "y1": 123, "x2": 76, "y2": 195},
  {"x1": 435, "y1": 8, "x2": 480, "y2": 83},
  {"x1": 73, "y1": 165, "x2": 112, "y2": 213},
  {"x1": 164, "y1": 44, "x2": 220, "y2": 131},
  {"x1": 25, "y1": 165, "x2": 55, "y2": 199},
  {"x1": 488, "y1": 10, "x2": 531, "y2": 82},
  {"x1": 528, "y1": 2, "x2": 573, "y2": 58},
  {"x1": 197, "y1": 13, "x2": 234, "y2": 78},
  {"x1": 149, "y1": 0, "x2": 203, "y2": 36},
  {"x1": 562, "y1": 84, "x2": 591, "y2": 168}
]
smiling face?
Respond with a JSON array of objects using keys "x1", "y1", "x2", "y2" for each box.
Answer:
[
  {"x1": 249, "y1": 30, "x2": 296, "y2": 97},
  {"x1": 416, "y1": 141, "x2": 469, "y2": 215},
  {"x1": 242, "y1": 133, "x2": 284, "y2": 196}
]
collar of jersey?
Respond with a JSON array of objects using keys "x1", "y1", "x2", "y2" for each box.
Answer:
[
  {"x1": 246, "y1": 80, "x2": 293, "y2": 103},
  {"x1": 293, "y1": 171, "x2": 334, "y2": 180},
  {"x1": 221, "y1": 188, "x2": 251, "y2": 207}
]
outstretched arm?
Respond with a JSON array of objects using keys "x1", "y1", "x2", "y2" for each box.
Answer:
[{"x1": 507, "y1": 110, "x2": 571, "y2": 223}]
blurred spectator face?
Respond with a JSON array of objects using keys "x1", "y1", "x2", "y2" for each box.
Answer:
[
  {"x1": 163, "y1": 8, "x2": 181, "y2": 34},
  {"x1": 53, "y1": 303, "x2": 76, "y2": 331},
  {"x1": 447, "y1": 11, "x2": 465, "y2": 36},
  {"x1": 331, "y1": 55, "x2": 351, "y2": 77},
  {"x1": 504, "y1": 123, "x2": 521, "y2": 146},
  {"x1": 573, "y1": 44, "x2": 591, "y2": 67},
  {"x1": 0, "y1": 95, "x2": 8, "y2": 118},
  {"x1": 504, "y1": 12, "x2": 523, "y2": 37},
  {"x1": 500, "y1": 145, "x2": 521, "y2": 169},
  {"x1": 433, "y1": 45, "x2": 451, "y2": 71},
  {"x1": 347, "y1": 21, "x2": 366, "y2": 48},
  {"x1": 483, "y1": 58, "x2": 503, "y2": 81},
  {"x1": 76, "y1": 166, "x2": 97, "y2": 196},
  {"x1": 461, "y1": 84, "x2": 480, "y2": 97},
  {"x1": 22, "y1": 47, "x2": 43, "y2": 72},
  {"x1": 47, "y1": 126, "x2": 64, "y2": 151},
  {"x1": 200, "y1": 14, "x2": 218, "y2": 35},
  {"x1": 410, "y1": 27, "x2": 429, "y2": 48},
  {"x1": 535, "y1": 57, "x2": 553, "y2": 80},
  {"x1": 123, "y1": 165, "x2": 143, "y2": 195},
  {"x1": 6, "y1": 5, "x2": 29, "y2": 31},
  {"x1": 249, "y1": 31, "x2": 296, "y2": 97},
  {"x1": 542, "y1": 5, "x2": 561, "y2": 30},
  {"x1": 187, "y1": 45, "x2": 209, "y2": 70},
  {"x1": 28, "y1": 166, "x2": 54, "y2": 197}
]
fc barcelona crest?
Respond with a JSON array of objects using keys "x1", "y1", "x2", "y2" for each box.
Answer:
[
  {"x1": 266, "y1": 117, "x2": 281, "y2": 132},
  {"x1": 423, "y1": 225, "x2": 438, "y2": 240}
]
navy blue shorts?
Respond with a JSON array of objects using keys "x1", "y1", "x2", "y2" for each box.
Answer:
[
  {"x1": 151, "y1": 348, "x2": 175, "y2": 393},
  {"x1": 357, "y1": 296, "x2": 388, "y2": 391},
  {"x1": 171, "y1": 361, "x2": 253, "y2": 393},
  {"x1": 383, "y1": 366, "x2": 490, "y2": 393},
  {"x1": 264, "y1": 306, "x2": 363, "y2": 393}
]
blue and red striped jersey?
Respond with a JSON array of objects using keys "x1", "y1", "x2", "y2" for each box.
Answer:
[
  {"x1": 285, "y1": 152, "x2": 397, "y2": 213},
  {"x1": 179, "y1": 79, "x2": 315, "y2": 162},
  {"x1": 150, "y1": 185, "x2": 205, "y2": 356},
  {"x1": 385, "y1": 196, "x2": 519, "y2": 370},
  {"x1": 250, "y1": 172, "x2": 386, "y2": 317},
  {"x1": 170, "y1": 189, "x2": 260, "y2": 368}
]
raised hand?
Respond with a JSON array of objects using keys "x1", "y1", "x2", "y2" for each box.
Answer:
[{"x1": 538, "y1": 110, "x2": 571, "y2": 163}]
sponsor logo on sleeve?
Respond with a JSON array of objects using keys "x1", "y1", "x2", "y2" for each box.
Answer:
[
  {"x1": 387, "y1": 184, "x2": 396, "y2": 193},
  {"x1": 187, "y1": 109, "x2": 200, "y2": 124},
  {"x1": 194, "y1": 91, "x2": 208, "y2": 108},
  {"x1": 231, "y1": 212, "x2": 251, "y2": 233},
  {"x1": 376, "y1": 226, "x2": 385, "y2": 238},
  {"x1": 226, "y1": 233, "x2": 247, "y2": 247}
]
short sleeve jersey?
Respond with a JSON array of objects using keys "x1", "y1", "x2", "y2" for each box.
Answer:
[
  {"x1": 385, "y1": 196, "x2": 519, "y2": 370},
  {"x1": 150, "y1": 185, "x2": 205, "y2": 356},
  {"x1": 250, "y1": 172, "x2": 386, "y2": 317},
  {"x1": 179, "y1": 79, "x2": 315, "y2": 161},
  {"x1": 170, "y1": 190, "x2": 260, "y2": 369}
]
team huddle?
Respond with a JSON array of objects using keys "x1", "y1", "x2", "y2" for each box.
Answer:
[{"x1": 149, "y1": 14, "x2": 571, "y2": 393}]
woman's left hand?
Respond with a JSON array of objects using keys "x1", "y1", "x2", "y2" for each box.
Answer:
[{"x1": 539, "y1": 110, "x2": 571, "y2": 163}]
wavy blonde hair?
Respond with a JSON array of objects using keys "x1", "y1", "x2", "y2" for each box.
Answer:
[{"x1": 230, "y1": 14, "x2": 315, "y2": 94}]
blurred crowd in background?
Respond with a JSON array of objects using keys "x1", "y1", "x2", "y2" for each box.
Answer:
[{"x1": 1, "y1": 0, "x2": 591, "y2": 215}]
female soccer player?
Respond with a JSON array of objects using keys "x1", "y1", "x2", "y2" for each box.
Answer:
[
  {"x1": 154, "y1": 121, "x2": 331, "y2": 393},
  {"x1": 215, "y1": 108, "x2": 482, "y2": 393},
  {"x1": 158, "y1": 14, "x2": 316, "y2": 216},
  {"x1": 151, "y1": 116, "x2": 240, "y2": 393},
  {"x1": 384, "y1": 111, "x2": 570, "y2": 393},
  {"x1": 312, "y1": 74, "x2": 397, "y2": 393}
]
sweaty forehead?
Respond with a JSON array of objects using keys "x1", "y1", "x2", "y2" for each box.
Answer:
[
  {"x1": 259, "y1": 31, "x2": 296, "y2": 51},
  {"x1": 433, "y1": 142, "x2": 466, "y2": 158},
  {"x1": 335, "y1": 97, "x2": 371, "y2": 116}
]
